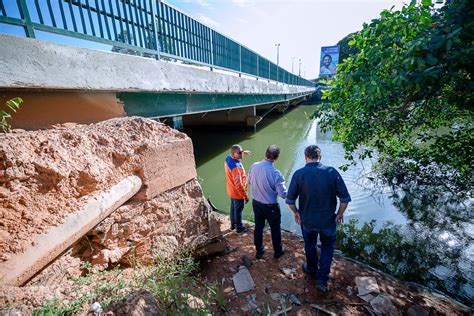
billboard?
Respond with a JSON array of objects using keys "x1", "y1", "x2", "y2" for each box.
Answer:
[{"x1": 319, "y1": 45, "x2": 339, "y2": 76}]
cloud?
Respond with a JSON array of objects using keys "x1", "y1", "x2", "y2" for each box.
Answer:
[
  {"x1": 196, "y1": 14, "x2": 221, "y2": 28},
  {"x1": 196, "y1": 0, "x2": 211, "y2": 7}
]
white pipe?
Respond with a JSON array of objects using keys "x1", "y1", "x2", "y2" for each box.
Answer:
[{"x1": 0, "y1": 175, "x2": 142, "y2": 286}]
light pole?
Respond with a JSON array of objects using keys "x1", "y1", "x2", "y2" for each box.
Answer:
[
  {"x1": 275, "y1": 43, "x2": 280, "y2": 81},
  {"x1": 298, "y1": 59, "x2": 302, "y2": 76},
  {"x1": 291, "y1": 56, "x2": 295, "y2": 73}
]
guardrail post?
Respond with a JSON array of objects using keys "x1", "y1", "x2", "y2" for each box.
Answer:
[
  {"x1": 239, "y1": 45, "x2": 242, "y2": 77},
  {"x1": 151, "y1": 0, "x2": 160, "y2": 60},
  {"x1": 17, "y1": 0, "x2": 35, "y2": 38}
]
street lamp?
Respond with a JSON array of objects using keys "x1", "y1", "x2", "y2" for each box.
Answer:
[
  {"x1": 291, "y1": 56, "x2": 295, "y2": 73},
  {"x1": 298, "y1": 59, "x2": 302, "y2": 77}
]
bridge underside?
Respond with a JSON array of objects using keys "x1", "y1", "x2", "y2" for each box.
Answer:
[{"x1": 119, "y1": 91, "x2": 309, "y2": 118}]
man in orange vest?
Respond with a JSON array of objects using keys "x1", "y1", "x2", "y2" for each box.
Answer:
[{"x1": 225, "y1": 144, "x2": 251, "y2": 233}]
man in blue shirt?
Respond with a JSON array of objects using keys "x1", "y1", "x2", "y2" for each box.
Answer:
[
  {"x1": 248, "y1": 145, "x2": 287, "y2": 260},
  {"x1": 286, "y1": 145, "x2": 351, "y2": 293}
]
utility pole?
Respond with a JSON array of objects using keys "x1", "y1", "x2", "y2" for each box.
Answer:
[
  {"x1": 298, "y1": 59, "x2": 302, "y2": 76},
  {"x1": 291, "y1": 56, "x2": 295, "y2": 73},
  {"x1": 275, "y1": 43, "x2": 280, "y2": 81}
]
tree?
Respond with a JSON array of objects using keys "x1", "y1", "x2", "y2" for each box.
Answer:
[{"x1": 315, "y1": 0, "x2": 473, "y2": 197}]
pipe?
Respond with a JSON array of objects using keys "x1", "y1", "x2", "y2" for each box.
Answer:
[{"x1": 0, "y1": 175, "x2": 142, "y2": 286}]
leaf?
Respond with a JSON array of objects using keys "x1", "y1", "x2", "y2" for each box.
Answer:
[
  {"x1": 348, "y1": 39, "x2": 356, "y2": 46},
  {"x1": 6, "y1": 97, "x2": 23, "y2": 112}
]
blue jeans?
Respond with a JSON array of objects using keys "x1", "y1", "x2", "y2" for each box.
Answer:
[
  {"x1": 301, "y1": 225, "x2": 336, "y2": 286},
  {"x1": 230, "y1": 198, "x2": 244, "y2": 231}
]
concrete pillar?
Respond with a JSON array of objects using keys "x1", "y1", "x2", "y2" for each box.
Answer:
[{"x1": 182, "y1": 106, "x2": 261, "y2": 129}]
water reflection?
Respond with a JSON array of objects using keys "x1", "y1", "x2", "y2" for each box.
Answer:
[{"x1": 185, "y1": 104, "x2": 473, "y2": 306}]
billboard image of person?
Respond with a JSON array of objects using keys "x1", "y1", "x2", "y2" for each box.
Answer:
[{"x1": 319, "y1": 45, "x2": 339, "y2": 76}]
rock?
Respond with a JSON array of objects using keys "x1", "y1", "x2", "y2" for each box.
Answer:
[
  {"x1": 270, "y1": 292, "x2": 282, "y2": 301},
  {"x1": 281, "y1": 267, "x2": 296, "y2": 278},
  {"x1": 107, "y1": 289, "x2": 163, "y2": 315},
  {"x1": 346, "y1": 285, "x2": 353, "y2": 296},
  {"x1": 89, "y1": 302, "x2": 103, "y2": 313},
  {"x1": 287, "y1": 293, "x2": 301, "y2": 305},
  {"x1": 369, "y1": 294, "x2": 399, "y2": 316},
  {"x1": 358, "y1": 293, "x2": 376, "y2": 302},
  {"x1": 406, "y1": 304, "x2": 429, "y2": 316},
  {"x1": 355, "y1": 276, "x2": 380, "y2": 296},
  {"x1": 241, "y1": 294, "x2": 259, "y2": 313},
  {"x1": 232, "y1": 266, "x2": 255, "y2": 293},
  {"x1": 183, "y1": 293, "x2": 205, "y2": 309},
  {"x1": 242, "y1": 255, "x2": 252, "y2": 268}
]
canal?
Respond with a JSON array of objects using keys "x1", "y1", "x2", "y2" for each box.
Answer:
[{"x1": 184, "y1": 104, "x2": 473, "y2": 306}]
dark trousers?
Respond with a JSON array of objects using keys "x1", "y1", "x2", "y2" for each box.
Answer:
[
  {"x1": 230, "y1": 198, "x2": 244, "y2": 231},
  {"x1": 301, "y1": 225, "x2": 336, "y2": 286},
  {"x1": 253, "y1": 200, "x2": 283, "y2": 255}
]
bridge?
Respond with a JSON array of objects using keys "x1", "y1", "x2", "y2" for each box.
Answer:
[{"x1": 0, "y1": 0, "x2": 315, "y2": 130}]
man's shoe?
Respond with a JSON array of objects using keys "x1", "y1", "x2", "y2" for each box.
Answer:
[
  {"x1": 302, "y1": 263, "x2": 317, "y2": 279},
  {"x1": 316, "y1": 283, "x2": 328, "y2": 293},
  {"x1": 256, "y1": 247, "x2": 266, "y2": 260},
  {"x1": 236, "y1": 227, "x2": 249, "y2": 234},
  {"x1": 274, "y1": 247, "x2": 285, "y2": 259}
]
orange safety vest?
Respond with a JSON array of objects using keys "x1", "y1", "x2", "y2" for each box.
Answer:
[{"x1": 224, "y1": 155, "x2": 248, "y2": 200}]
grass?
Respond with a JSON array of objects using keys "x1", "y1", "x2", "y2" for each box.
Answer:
[{"x1": 32, "y1": 250, "x2": 225, "y2": 315}]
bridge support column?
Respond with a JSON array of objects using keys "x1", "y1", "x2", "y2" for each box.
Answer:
[{"x1": 182, "y1": 106, "x2": 260, "y2": 129}]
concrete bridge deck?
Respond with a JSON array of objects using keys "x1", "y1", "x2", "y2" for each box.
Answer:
[{"x1": 0, "y1": 34, "x2": 314, "y2": 130}]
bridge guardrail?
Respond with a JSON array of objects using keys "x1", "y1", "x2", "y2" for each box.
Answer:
[{"x1": 0, "y1": 0, "x2": 315, "y2": 87}]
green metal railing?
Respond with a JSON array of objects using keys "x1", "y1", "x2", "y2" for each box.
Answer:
[{"x1": 0, "y1": 0, "x2": 315, "y2": 87}]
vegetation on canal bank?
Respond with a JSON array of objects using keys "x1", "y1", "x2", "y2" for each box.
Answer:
[{"x1": 316, "y1": 0, "x2": 473, "y2": 198}]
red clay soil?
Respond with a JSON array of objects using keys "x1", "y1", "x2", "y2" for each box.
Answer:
[
  {"x1": 200, "y1": 224, "x2": 471, "y2": 315},
  {"x1": 0, "y1": 117, "x2": 188, "y2": 261}
]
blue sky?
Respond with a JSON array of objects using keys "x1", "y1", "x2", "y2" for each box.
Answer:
[{"x1": 164, "y1": 0, "x2": 409, "y2": 78}]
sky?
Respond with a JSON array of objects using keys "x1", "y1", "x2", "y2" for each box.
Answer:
[{"x1": 165, "y1": 0, "x2": 409, "y2": 78}]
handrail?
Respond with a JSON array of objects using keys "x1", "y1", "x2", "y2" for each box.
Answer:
[{"x1": 0, "y1": 0, "x2": 315, "y2": 87}]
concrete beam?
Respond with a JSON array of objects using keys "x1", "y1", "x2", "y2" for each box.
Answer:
[
  {"x1": 0, "y1": 34, "x2": 314, "y2": 96},
  {"x1": 183, "y1": 106, "x2": 258, "y2": 128},
  {"x1": 0, "y1": 175, "x2": 142, "y2": 286}
]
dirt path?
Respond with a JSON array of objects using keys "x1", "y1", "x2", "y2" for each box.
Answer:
[{"x1": 200, "y1": 221, "x2": 471, "y2": 315}]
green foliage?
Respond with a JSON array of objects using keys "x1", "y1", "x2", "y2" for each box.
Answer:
[
  {"x1": 1, "y1": 97, "x2": 23, "y2": 133},
  {"x1": 336, "y1": 218, "x2": 470, "y2": 304},
  {"x1": 33, "y1": 252, "x2": 223, "y2": 315},
  {"x1": 315, "y1": 0, "x2": 473, "y2": 197}
]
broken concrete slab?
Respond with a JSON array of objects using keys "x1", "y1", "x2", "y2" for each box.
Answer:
[
  {"x1": 355, "y1": 276, "x2": 380, "y2": 296},
  {"x1": 358, "y1": 293, "x2": 376, "y2": 302},
  {"x1": 232, "y1": 267, "x2": 255, "y2": 293},
  {"x1": 370, "y1": 294, "x2": 399, "y2": 316}
]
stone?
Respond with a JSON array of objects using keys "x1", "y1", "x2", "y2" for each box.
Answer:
[
  {"x1": 287, "y1": 293, "x2": 301, "y2": 305},
  {"x1": 107, "y1": 290, "x2": 163, "y2": 315},
  {"x1": 232, "y1": 267, "x2": 255, "y2": 293},
  {"x1": 281, "y1": 267, "x2": 296, "y2": 278},
  {"x1": 406, "y1": 304, "x2": 429, "y2": 316},
  {"x1": 355, "y1": 276, "x2": 380, "y2": 296},
  {"x1": 358, "y1": 293, "x2": 376, "y2": 302},
  {"x1": 242, "y1": 255, "x2": 252, "y2": 268},
  {"x1": 369, "y1": 294, "x2": 399, "y2": 316},
  {"x1": 270, "y1": 292, "x2": 282, "y2": 301}
]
